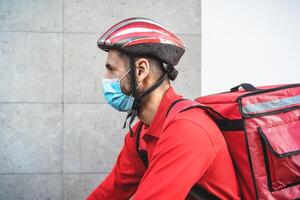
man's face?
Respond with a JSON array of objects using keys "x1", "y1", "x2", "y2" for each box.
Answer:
[{"x1": 104, "y1": 49, "x2": 131, "y2": 95}]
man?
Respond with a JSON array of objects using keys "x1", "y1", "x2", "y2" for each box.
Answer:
[{"x1": 87, "y1": 17, "x2": 240, "y2": 200}]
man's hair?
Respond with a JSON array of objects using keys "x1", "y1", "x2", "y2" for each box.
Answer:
[{"x1": 118, "y1": 51, "x2": 170, "y2": 84}]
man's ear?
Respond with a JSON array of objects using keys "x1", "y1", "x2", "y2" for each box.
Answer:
[{"x1": 135, "y1": 58, "x2": 150, "y2": 82}]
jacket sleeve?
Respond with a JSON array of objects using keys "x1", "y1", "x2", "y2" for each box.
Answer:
[
  {"x1": 86, "y1": 127, "x2": 147, "y2": 200},
  {"x1": 132, "y1": 118, "x2": 216, "y2": 200}
]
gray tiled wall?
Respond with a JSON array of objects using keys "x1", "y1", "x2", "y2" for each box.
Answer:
[{"x1": 0, "y1": 0, "x2": 201, "y2": 199}]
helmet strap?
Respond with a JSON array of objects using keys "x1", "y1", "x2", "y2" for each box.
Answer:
[
  {"x1": 129, "y1": 56, "x2": 137, "y2": 98},
  {"x1": 122, "y1": 55, "x2": 138, "y2": 136},
  {"x1": 123, "y1": 56, "x2": 168, "y2": 137}
]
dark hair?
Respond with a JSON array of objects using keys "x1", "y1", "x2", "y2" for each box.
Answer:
[{"x1": 118, "y1": 51, "x2": 170, "y2": 83}]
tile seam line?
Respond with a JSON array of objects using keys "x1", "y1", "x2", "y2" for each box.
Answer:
[
  {"x1": 0, "y1": 172, "x2": 109, "y2": 175},
  {"x1": 0, "y1": 30, "x2": 201, "y2": 36},
  {"x1": 62, "y1": 0, "x2": 64, "y2": 199},
  {"x1": 0, "y1": 102, "x2": 107, "y2": 104}
]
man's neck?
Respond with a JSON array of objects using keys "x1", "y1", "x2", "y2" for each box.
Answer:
[{"x1": 137, "y1": 84, "x2": 170, "y2": 126}]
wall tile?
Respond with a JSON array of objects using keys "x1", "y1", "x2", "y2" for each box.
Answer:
[
  {"x1": 172, "y1": 35, "x2": 201, "y2": 99},
  {"x1": 0, "y1": 174, "x2": 61, "y2": 200},
  {"x1": 0, "y1": 32, "x2": 63, "y2": 102},
  {"x1": 64, "y1": 0, "x2": 201, "y2": 34},
  {"x1": 0, "y1": 0, "x2": 63, "y2": 32},
  {"x1": 64, "y1": 33, "x2": 105, "y2": 103},
  {"x1": 64, "y1": 103, "x2": 126, "y2": 173},
  {"x1": 0, "y1": 104, "x2": 62, "y2": 173},
  {"x1": 63, "y1": 173, "x2": 107, "y2": 200}
]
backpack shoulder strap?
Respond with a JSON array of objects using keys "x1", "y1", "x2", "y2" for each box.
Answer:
[
  {"x1": 135, "y1": 121, "x2": 148, "y2": 167},
  {"x1": 163, "y1": 99, "x2": 207, "y2": 131},
  {"x1": 135, "y1": 98, "x2": 208, "y2": 168},
  {"x1": 135, "y1": 98, "x2": 218, "y2": 199},
  {"x1": 135, "y1": 98, "x2": 188, "y2": 168}
]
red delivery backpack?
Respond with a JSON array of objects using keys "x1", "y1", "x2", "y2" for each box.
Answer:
[
  {"x1": 194, "y1": 83, "x2": 300, "y2": 200},
  {"x1": 136, "y1": 83, "x2": 300, "y2": 199}
]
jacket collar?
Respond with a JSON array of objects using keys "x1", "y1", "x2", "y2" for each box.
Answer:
[{"x1": 142, "y1": 86, "x2": 183, "y2": 138}]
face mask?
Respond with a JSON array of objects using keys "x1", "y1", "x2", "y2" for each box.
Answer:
[{"x1": 102, "y1": 69, "x2": 135, "y2": 112}]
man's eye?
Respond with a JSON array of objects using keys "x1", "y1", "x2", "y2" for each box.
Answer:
[{"x1": 105, "y1": 64, "x2": 113, "y2": 71}]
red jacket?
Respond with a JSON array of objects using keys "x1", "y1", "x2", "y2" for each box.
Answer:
[{"x1": 87, "y1": 87, "x2": 241, "y2": 200}]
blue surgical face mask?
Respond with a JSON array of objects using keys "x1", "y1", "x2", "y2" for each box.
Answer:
[{"x1": 102, "y1": 69, "x2": 135, "y2": 112}]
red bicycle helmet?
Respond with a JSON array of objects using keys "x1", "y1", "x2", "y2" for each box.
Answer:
[
  {"x1": 97, "y1": 17, "x2": 185, "y2": 68},
  {"x1": 98, "y1": 17, "x2": 186, "y2": 136}
]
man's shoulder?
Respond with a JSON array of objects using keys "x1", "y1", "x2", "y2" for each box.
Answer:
[
  {"x1": 163, "y1": 107, "x2": 227, "y2": 150},
  {"x1": 166, "y1": 106, "x2": 216, "y2": 131}
]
